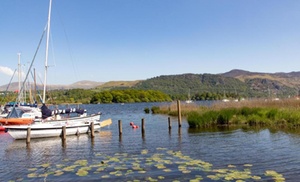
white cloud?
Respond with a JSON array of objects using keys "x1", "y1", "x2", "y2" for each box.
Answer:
[{"x1": 0, "y1": 66, "x2": 15, "y2": 76}]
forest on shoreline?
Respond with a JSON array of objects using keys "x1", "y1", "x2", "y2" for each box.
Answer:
[{"x1": 0, "y1": 89, "x2": 172, "y2": 105}]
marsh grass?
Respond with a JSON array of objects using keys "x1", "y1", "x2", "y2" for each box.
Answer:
[
  {"x1": 157, "y1": 99, "x2": 300, "y2": 128},
  {"x1": 155, "y1": 102, "x2": 202, "y2": 116}
]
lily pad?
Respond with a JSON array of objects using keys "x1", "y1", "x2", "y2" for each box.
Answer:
[
  {"x1": 76, "y1": 169, "x2": 88, "y2": 176},
  {"x1": 27, "y1": 173, "x2": 38, "y2": 178},
  {"x1": 41, "y1": 163, "x2": 51, "y2": 168},
  {"x1": 75, "y1": 160, "x2": 88, "y2": 166}
]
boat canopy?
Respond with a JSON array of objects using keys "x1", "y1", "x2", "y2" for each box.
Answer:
[{"x1": 41, "y1": 104, "x2": 87, "y2": 119}]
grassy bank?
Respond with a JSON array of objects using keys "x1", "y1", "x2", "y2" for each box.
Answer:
[{"x1": 154, "y1": 99, "x2": 300, "y2": 129}]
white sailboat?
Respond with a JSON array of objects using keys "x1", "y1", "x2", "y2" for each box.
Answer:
[
  {"x1": 0, "y1": 54, "x2": 41, "y2": 125},
  {"x1": 185, "y1": 89, "x2": 193, "y2": 103},
  {"x1": 5, "y1": 0, "x2": 112, "y2": 139}
]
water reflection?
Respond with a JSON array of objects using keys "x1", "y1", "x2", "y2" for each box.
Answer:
[
  {"x1": 188, "y1": 125, "x2": 268, "y2": 134},
  {"x1": 2, "y1": 103, "x2": 300, "y2": 181},
  {"x1": 188, "y1": 125, "x2": 300, "y2": 138}
]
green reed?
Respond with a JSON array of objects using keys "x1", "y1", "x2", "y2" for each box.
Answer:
[{"x1": 156, "y1": 99, "x2": 300, "y2": 128}]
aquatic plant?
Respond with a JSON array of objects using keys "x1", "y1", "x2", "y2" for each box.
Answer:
[
  {"x1": 18, "y1": 148, "x2": 284, "y2": 181},
  {"x1": 144, "y1": 108, "x2": 150, "y2": 114},
  {"x1": 151, "y1": 106, "x2": 160, "y2": 114},
  {"x1": 154, "y1": 99, "x2": 300, "y2": 129}
]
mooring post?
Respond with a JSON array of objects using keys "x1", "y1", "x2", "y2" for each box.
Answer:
[
  {"x1": 141, "y1": 118, "x2": 145, "y2": 135},
  {"x1": 90, "y1": 122, "x2": 95, "y2": 138},
  {"x1": 26, "y1": 127, "x2": 31, "y2": 144},
  {"x1": 177, "y1": 100, "x2": 182, "y2": 127},
  {"x1": 168, "y1": 117, "x2": 171, "y2": 130},
  {"x1": 118, "y1": 120, "x2": 122, "y2": 136},
  {"x1": 62, "y1": 126, "x2": 66, "y2": 140}
]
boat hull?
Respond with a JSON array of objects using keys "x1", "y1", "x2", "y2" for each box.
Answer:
[
  {"x1": 4, "y1": 114, "x2": 106, "y2": 139},
  {"x1": 0, "y1": 118, "x2": 34, "y2": 125},
  {"x1": 0, "y1": 126, "x2": 5, "y2": 131}
]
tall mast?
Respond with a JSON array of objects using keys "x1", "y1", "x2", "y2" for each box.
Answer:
[
  {"x1": 34, "y1": 68, "x2": 37, "y2": 103},
  {"x1": 42, "y1": 0, "x2": 52, "y2": 104},
  {"x1": 17, "y1": 52, "x2": 22, "y2": 103}
]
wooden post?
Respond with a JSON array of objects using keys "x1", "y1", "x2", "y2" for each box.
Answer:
[
  {"x1": 118, "y1": 120, "x2": 122, "y2": 136},
  {"x1": 177, "y1": 100, "x2": 182, "y2": 127},
  {"x1": 91, "y1": 137, "x2": 95, "y2": 148},
  {"x1": 90, "y1": 122, "x2": 95, "y2": 138},
  {"x1": 62, "y1": 126, "x2": 66, "y2": 140},
  {"x1": 168, "y1": 117, "x2": 171, "y2": 130},
  {"x1": 141, "y1": 118, "x2": 145, "y2": 135},
  {"x1": 26, "y1": 127, "x2": 31, "y2": 144}
]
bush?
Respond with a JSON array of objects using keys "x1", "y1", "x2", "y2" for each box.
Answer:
[
  {"x1": 187, "y1": 111, "x2": 201, "y2": 128},
  {"x1": 266, "y1": 109, "x2": 278, "y2": 120},
  {"x1": 217, "y1": 108, "x2": 237, "y2": 125},
  {"x1": 144, "y1": 107, "x2": 150, "y2": 114},
  {"x1": 151, "y1": 106, "x2": 160, "y2": 114},
  {"x1": 246, "y1": 115, "x2": 260, "y2": 126},
  {"x1": 187, "y1": 110, "x2": 218, "y2": 128}
]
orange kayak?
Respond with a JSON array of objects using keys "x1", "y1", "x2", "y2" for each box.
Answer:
[{"x1": 0, "y1": 118, "x2": 34, "y2": 125}]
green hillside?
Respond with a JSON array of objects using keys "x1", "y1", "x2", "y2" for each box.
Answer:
[
  {"x1": 92, "y1": 72, "x2": 300, "y2": 100},
  {"x1": 2, "y1": 70, "x2": 299, "y2": 104},
  {"x1": 133, "y1": 74, "x2": 250, "y2": 99},
  {"x1": 93, "y1": 81, "x2": 141, "y2": 91}
]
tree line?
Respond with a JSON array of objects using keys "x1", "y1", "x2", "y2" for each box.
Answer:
[{"x1": 0, "y1": 89, "x2": 172, "y2": 105}]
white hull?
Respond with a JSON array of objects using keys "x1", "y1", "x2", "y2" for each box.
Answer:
[
  {"x1": 4, "y1": 114, "x2": 111, "y2": 140},
  {"x1": 185, "y1": 100, "x2": 193, "y2": 104}
]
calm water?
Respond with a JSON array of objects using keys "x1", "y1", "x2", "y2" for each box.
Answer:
[{"x1": 1, "y1": 102, "x2": 300, "y2": 181}]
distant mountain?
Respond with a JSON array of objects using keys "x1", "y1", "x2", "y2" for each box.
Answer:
[
  {"x1": 133, "y1": 73, "x2": 249, "y2": 96},
  {"x1": 221, "y1": 69, "x2": 300, "y2": 89},
  {"x1": 221, "y1": 69, "x2": 259, "y2": 77},
  {"x1": 2, "y1": 69, "x2": 300, "y2": 98},
  {"x1": 0, "y1": 80, "x2": 104, "y2": 91},
  {"x1": 68, "y1": 80, "x2": 104, "y2": 89},
  {"x1": 93, "y1": 80, "x2": 141, "y2": 91},
  {"x1": 132, "y1": 70, "x2": 300, "y2": 98}
]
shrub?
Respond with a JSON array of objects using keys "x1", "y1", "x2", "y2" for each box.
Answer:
[
  {"x1": 246, "y1": 115, "x2": 263, "y2": 126},
  {"x1": 187, "y1": 111, "x2": 202, "y2": 128},
  {"x1": 187, "y1": 110, "x2": 219, "y2": 128},
  {"x1": 266, "y1": 109, "x2": 278, "y2": 120},
  {"x1": 217, "y1": 108, "x2": 237, "y2": 125},
  {"x1": 151, "y1": 106, "x2": 160, "y2": 114},
  {"x1": 144, "y1": 107, "x2": 150, "y2": 114}
]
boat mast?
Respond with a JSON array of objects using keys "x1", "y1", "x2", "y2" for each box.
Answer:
[
  {"x1": 17, "y1": 52, "x2": 23, "y2": 103},
  {"x1": 43, "y1": 0, "x2": 52, "y2": 104}
]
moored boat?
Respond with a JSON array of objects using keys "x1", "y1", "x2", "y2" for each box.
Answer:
[
  {"x1": 0, "y1": 125, "x2": 5, "y2": 131},
  {"x1": 0, "y1": 107, "x2": 36, "y2": 125},
  {"x1": 3, "y1": 0, "x2": 113, "y2": 140},
  {"x1": 5, "y1": 114, "x2": 112, "y2": 140},
  {"x1": 0, "y1": 117, "x2": 34, "y2": 125}
]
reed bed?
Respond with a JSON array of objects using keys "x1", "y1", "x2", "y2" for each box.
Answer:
[
  {"x1": 155, "y1": 101, "x2": 202, "y2": 116},
  {"x1": 155, "y1": 99, "x2": 300, "y2": 129},
  {"x1": 212, "y1": 98, "x2": 300, "y2": 110}
]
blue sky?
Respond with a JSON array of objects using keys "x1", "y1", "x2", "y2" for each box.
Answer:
[{"x1": 1, "y1": 0, "x2": 300, "y2": 85}]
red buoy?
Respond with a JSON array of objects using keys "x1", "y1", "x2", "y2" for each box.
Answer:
[
  {"x1": 130, "y1": 122, "x2": 134, "y2": 126},
  {"x1": 0, "y1": 126, "x2": 5, "y2": 131}
]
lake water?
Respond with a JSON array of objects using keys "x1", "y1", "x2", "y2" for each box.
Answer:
[{"x1": 0, "y1": 102, "x2": 299, "y2": 181}]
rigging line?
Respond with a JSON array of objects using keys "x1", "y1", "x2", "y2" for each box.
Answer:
[
  {"x1": 55, "y1": 5, "x2": 79, "y2": 82},
  {"x1": 8, "y1": 26, "x2": 47, "y2": 117},
  {"x1": 32, "y1": 71, "x2": 45, "y2": 103},
  {"x1": 29, "y1": 69, "x2": 42, "y2": 103},
  {"x1": 49, "y1": 31, "x2": 56, "y2": 67}
]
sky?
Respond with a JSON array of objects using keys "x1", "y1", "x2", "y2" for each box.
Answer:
[{"x1": 1, "y1": 0, "x2": 300, "y2": 85}]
